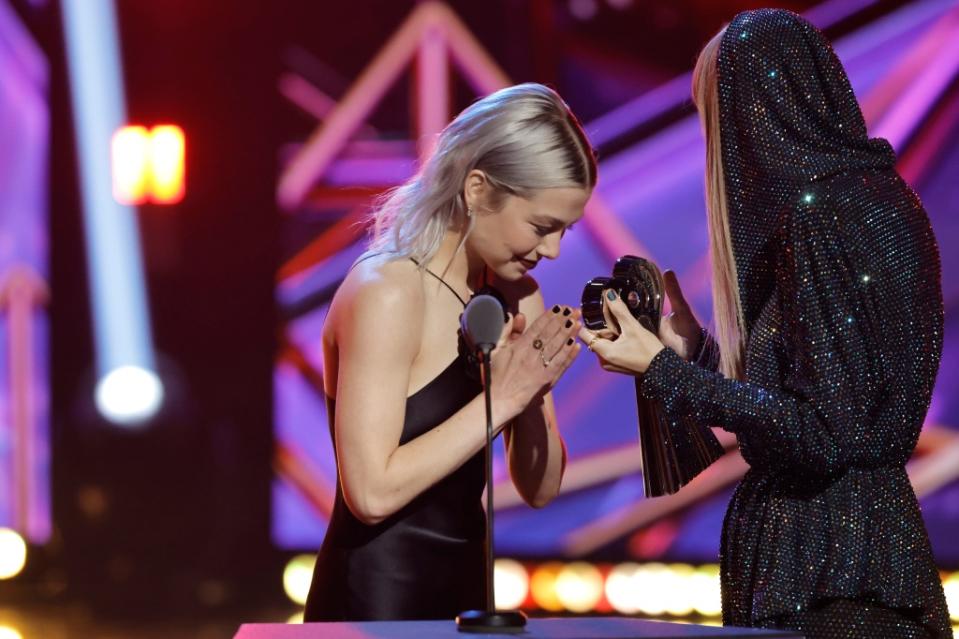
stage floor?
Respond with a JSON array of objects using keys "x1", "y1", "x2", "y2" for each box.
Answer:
[{"x1": 236, "y1": 617, "x2": 804, "y2": 639}]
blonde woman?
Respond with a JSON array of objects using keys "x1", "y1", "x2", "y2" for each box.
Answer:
[
  {"x1": 304, "y1": 83, "x2": 595, "y2": 621},
  {"x1": 580, "y1": 9, "x2": 949, "y2": 638}
]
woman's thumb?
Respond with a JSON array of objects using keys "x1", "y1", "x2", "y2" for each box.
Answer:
[
  {"x1": 604, "y1": 289, "x2": 633, "y2": 327},
  {"x1": 510, "y1": 312, "x2": 527, "y2": 338},
  {"x1": 663, "y1": 270, "x2": 688, "y2": 313}
]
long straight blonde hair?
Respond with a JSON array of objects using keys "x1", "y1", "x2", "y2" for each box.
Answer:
[{"x1": 692, "y1": 28, "x2": 746, "y2": 380}]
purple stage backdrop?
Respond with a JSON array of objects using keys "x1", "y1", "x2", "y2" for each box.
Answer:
[
  {"x1": 272, "y1": 0, "x2": 959, "y2": 567},
  {"x1": 0, "y1": 0, "x2": 51, "y2": 544}
]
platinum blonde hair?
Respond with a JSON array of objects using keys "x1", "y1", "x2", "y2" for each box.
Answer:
[
  {"x1": 693, "y1": 27, "x2": 747, "y2": 380},
  {"x1": 368, "y1": 83, "x2": 597, "y2": 266}
]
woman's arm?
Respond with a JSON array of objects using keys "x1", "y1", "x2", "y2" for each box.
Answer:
[
  {"x1": 332, "y1": 263, "x2": 580, "y2": 525},
  {"x1": 659, "y1": 270, "x2": 718, "y2": 371},
  {"x1": 502, "y1": 286, "x2": 572, "y2": 508},
  {"x1": 639, "y1": 200, "x2": 924, "y2": 478},
  {"x1": 332, "y1": 267, "x2": 500, "y2": 525}
]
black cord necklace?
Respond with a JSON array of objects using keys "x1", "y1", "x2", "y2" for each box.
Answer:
[
  {"x1": 410, "y1": 257, "x2": 471, "y2": 307},
  {"x1": 410, "y1": 257, "x2": 508, "y2": 380}
]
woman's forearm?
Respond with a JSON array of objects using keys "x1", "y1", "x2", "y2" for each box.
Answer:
[
  {"x1": 505, "y1": 398, "x2": 566, "y2": 508},
  {"x1": 347, "y1": 392, "x2": 517, "y2": 525}
]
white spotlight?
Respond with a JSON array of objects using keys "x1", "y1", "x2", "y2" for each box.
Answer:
[
  {"x1": 0, "y1": 528, "x2": 27, "y2": 580},
  {"x1": 95, "y1": 365, "x2": 164, "y2": 425}
]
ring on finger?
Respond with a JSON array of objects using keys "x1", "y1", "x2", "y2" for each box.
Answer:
[
  {"x1": 587, "y1": 334, "x2": 599, "y2": 351},
  {"x1": 540, "y1": 350, "x2": 551, "y2": 367},
  {"x1": 532, "y1": 338, "x2": 544, "y2": 350}
]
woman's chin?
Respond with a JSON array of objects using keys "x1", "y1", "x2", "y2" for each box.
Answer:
[{"x1": 497, "y1": 262, "x2": 529, "y2": 281}]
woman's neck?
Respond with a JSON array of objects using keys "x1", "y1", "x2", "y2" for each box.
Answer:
[{"x1": 427, "y1": 229, "x2": 487, "y2": 295}]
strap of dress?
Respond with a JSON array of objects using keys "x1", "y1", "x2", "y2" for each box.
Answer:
[
  {"x1": 410, "y1": 257, "x2": 467, "y2": 308},
  {"x1": 349, "y1": 251, "x2": 385, "y2": 272}
]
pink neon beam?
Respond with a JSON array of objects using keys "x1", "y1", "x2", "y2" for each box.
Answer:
[
  {"x1": 416, "y1": 23, "x2": 449, "y2": 159},
  {"x1": 0, "y1": 265, "x2": 48, "y2": 536},
  {"x1": 898, "y1": 87, "x2": 959, "y2": 186},
  {"x1": 873, "y1": 7, "x2": 959, "y2": 149},
  {"x1": 277, "y1": 1, "x2": 511, "y2": 210}
]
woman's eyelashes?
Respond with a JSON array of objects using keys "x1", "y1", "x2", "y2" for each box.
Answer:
[{"x1": 532, "y1": 222, "x2": 575, "y2": 237}]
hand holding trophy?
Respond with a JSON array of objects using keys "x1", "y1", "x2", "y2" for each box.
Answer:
[{"x1": 580, "y1": 256, "x2": 724, "y2": 497}]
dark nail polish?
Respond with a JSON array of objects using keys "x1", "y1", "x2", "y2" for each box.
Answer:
[
  {"x1": 565, "y1": 319, "x2": 573, "y2": 328},
  {"x1": 562, "y1": 307, "x2": 572, "y2": 316},
  {"x1": 552, "y1": 305, "x2": 561, "y2": 313},
  {"x1": 606, "y1": 290, "x2": 617, "y2": 301},
  {"x1": 567, "y1": 338, "x2": 574, "y2": 345}
]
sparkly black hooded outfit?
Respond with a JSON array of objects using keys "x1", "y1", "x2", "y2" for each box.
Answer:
[{"x1": 639, "y1": 9, "x2": 951, "y2": 638}]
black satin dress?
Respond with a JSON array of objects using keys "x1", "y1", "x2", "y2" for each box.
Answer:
[
  {"x1": 304, "y1": 352, "x2": 486, "y2": 621},
  {"x1": 640, "y1": 9, "x2": 950, "y2": 639}
]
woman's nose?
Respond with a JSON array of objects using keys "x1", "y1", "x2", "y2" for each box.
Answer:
[{"x1": 538, "y1": 233, "x2": 562, "y2": 260}]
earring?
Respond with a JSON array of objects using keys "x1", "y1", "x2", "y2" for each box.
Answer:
[{"x1": 466, "y1": 206, "x2": 474, "y2": 217}]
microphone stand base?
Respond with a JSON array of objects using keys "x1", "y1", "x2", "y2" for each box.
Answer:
[{"x1": 456, "y1": 610, "x2": 527, "y2": 633}]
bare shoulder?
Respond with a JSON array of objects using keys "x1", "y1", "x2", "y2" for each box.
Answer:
[{"x1": 329, "y1": 254, "x2": 425, "y2": 344}]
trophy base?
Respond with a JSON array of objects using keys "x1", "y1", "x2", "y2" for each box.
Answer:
[{"x1": 456, "y1": 610, "x2": 527, "y2": 633}]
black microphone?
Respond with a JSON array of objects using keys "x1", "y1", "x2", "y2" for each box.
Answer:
[
  {"x1": 460, "y1": 294, "x2": 506, "y2": 353},
  {"x1": 456, "y1": 295, "x2": 527, "y2": 634}
]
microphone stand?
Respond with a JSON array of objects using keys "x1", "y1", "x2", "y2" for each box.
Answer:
[{"x1": 456, "y1": 345, "x2": 527, "y2": 633}]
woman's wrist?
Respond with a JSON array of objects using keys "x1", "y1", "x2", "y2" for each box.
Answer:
[
  {"x1": 640, "y1": 346, "x2": 682, "y2": 400},
  {"x1": 646, "y1": 343, "x2": 669, "y2": 374},
  {"x1": 490, "y1": 394, "x2": 523, "y2": 429},
  {"x1": 688, "y1": 326, "x2": 708, "y2": 362}
]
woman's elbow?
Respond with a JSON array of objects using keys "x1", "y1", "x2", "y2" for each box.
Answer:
[
  {"x1": 521, "y1": 482, "x2": 561, "y2": 509},
  {"x1": 343, "y1": 487, "x2": 395, "y2": 526},
  {"x1": 526, "y1": 494, "x2": 554, "y2": 509}
]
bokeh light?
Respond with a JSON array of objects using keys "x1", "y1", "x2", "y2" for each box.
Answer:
[
  {"x1": 662, "y1": 564, "x2": 696, "y2": 616},
  {"x1": 286, "y1": 611, "x2": 304, "y2": 624},
  {"x1": 943, "y1": 571, "x2": 959, "y2": 621},
  {"x1": 690, "y1": 564, "x2": 723, "y2": 617},
  {"x1": 149, "y1": 125, "x2": 186, "y2": 204},
  {"x1": 494, "y1": 559, "x2": 529, "y2": 610},
  {"x1": 112, "y1": 125, "x2": 150, "y2": 205},
  {"x1": 529, "y1": 562, "x2": 565, "y2": 612},
  {"x1": 633, "y1": 562, "x2": 670, "y2": 616},
  {"x1": 282, "y1": 554, "x2": 316, "y2": 606},
  {"x1": 605, "y1": 562, "x2": 641, "y2": 614},
  {"x1": 555, "y1": 562, "x2": 604, "y2": 613},
  {"x1": 0, "y1": 529, "x2": 27, "y2": 580},
  {"x1": 95, "y1": 365, "x2": 164, "y2": 425}
]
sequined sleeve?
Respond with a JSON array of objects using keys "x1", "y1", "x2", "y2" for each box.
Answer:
[
  {"x1": 641, "y1": 199, "x2": 921, "y2": 478},
  {"x1": 691, "y1": 327, "x2": 720, "y2": 373}
]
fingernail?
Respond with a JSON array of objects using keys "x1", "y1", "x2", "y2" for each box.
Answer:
[
  {"x1": 552, "y1": 305, "x2": 561, "y2": 313},
  {"x1": 562, "y1": 307, "x2": 571, "y2": 316},
  {"x1": 606, "y1": 290, "x2": 617, "y2": 301},
  {"x1": 567, "y1": 338, "x2": 574, "y2": 345},
  {"x1": 565, "y1": 319, "x2": 573, "y2": 328}
]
